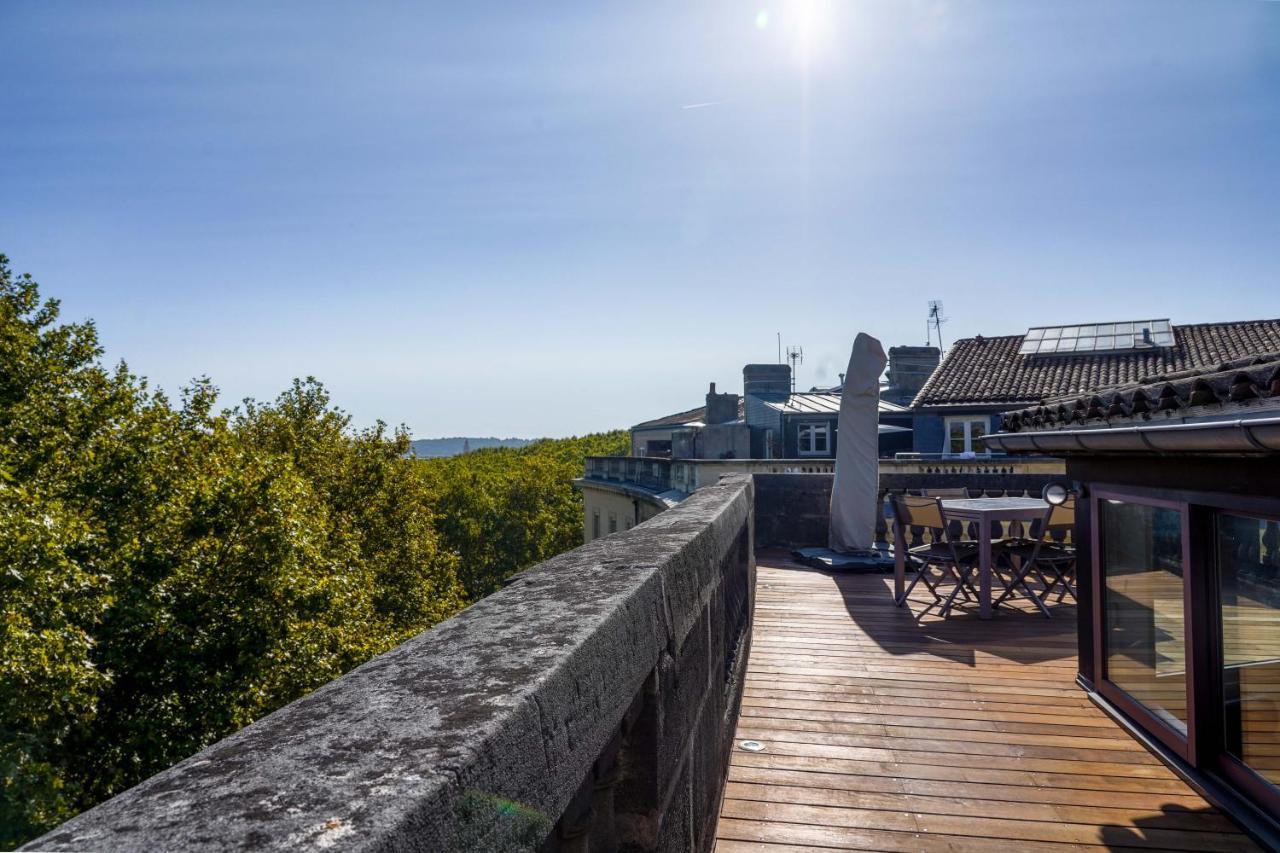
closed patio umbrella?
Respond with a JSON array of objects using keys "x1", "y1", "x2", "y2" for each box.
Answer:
[{"x1": 829, "y1": 333, "x2": 888, "y2": 553}]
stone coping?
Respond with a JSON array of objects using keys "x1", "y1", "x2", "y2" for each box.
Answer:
[{"x1": 26, "y1": 475, "x2": 755, "y2": 853}]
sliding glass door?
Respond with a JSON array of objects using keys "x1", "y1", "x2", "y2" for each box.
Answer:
[
  {"x1": 1096, "y1": 495, "x2": 1193, "y2": 755},
  {"x1": 1092, "y1": 487, "x2": 1280, "y2": 818},
  {"x1": 1216, "y1": 511, "x2": 1280, "y2": 807}
]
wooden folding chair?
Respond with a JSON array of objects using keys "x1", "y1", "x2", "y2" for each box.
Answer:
[
  {"x1": 994, "y1": 498, "x2": 1076, "y2": 617},
  {"x1": 891, "y1": 495, "x2": 979, "y2": 617}
]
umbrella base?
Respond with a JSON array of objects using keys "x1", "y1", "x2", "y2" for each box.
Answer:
[{"x1": 792, "y1": 546, "x2": 896, "y2": 573}]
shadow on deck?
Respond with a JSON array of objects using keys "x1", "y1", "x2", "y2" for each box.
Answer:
[{"x1": 715, "y1": 549, "x2": 1260, "y2": 852}]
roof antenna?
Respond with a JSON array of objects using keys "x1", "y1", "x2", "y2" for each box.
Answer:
[
  {"x1": 785, "y1": 345, "x2": 804, "y2": 393},
  {"x1": 927, "y1": 300, "x2": 948, "y2": 351}
]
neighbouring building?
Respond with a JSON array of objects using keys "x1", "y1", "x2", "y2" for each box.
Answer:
[
  {"x1": 985, "y1": 350, "x2": 1280, "y2": 846},
  {"x1": 633, "y1": 354, "x2": 930, "y2": 462},
  {"x1": 735, "y1": 363, "x2": 914, "y2": 460},
  {"x1": 628, "y1": 392, "x2": 746, "y2": 459},
  {"x1": 580, "y1": 348, "x2": 938, "y2": 541},
  {"x1": 911, "y1": 318, "x2": 1280, "y2": 456}
]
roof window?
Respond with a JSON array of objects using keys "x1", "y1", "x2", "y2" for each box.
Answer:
[{"x1": 1019, "y1": 320, "x2": 1173, "y2": 355}]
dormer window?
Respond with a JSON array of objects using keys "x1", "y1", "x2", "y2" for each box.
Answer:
[{"x1": 797, "y1": 423, "x2": 830, "y2": 456}]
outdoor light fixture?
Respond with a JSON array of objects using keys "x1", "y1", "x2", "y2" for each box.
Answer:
[
  {"x1": 1042, "y1": 481, "x2": 1087, "y2": 506},
  {"x1": 738, "y1": 740, "x2": 766, "y2": 753}
]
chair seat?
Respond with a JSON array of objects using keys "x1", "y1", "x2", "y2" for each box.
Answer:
[
  {"x1": 1001, "y1": 541, "x2": 1075, "y2": 562},
  {"x1": 909, "y1": 542, "x2": 978, "y2": 563}
]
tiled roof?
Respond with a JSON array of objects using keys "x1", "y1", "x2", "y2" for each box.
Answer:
[
  {"x1": 912, "y1": 319, "x2": 1280, "y2": 408},
  {"x1": 632, "y1": 405, "x2": 707, "y2": 430},
  {"x1": 999, "y1": 350, "x2": 1280, "y2": 433}
]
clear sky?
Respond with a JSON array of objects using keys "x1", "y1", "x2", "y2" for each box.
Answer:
[{"x1": 2, "y1": 1, "x2": 1277, "y2": 437}]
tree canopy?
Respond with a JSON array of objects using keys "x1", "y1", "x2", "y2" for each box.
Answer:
[{"x1": 0, "y1": 255, "x2": 626, "y2": 847}]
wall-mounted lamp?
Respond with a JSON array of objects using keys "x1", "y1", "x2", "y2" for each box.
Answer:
[{"x1": 1042, "y1": 480, "x2": 1087, "y2": 506}]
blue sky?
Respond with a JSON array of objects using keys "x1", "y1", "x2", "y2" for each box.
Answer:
[{"x1": 2, "y1": 1, "x2": 1277, "y2": 437}]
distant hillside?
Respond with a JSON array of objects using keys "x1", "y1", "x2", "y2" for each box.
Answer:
[{"x1": 409, "y1": 436, "x2": 533, "y2": 458}]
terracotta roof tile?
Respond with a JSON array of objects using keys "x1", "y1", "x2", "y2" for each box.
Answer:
[
  {"x1": 1000, "y1": 350, "x2": 1280, "y2": 432},
  {"x1": 913, "y1": 319, "x2": 1280, "y2": 408}
]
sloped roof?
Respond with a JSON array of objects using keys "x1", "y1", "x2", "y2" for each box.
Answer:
[
  {"x1": 636, "y1": 392, "x2": 907, "y2": 430},
  {"x1": 759, "y1": 393, "x2": 908, "y2": 416},
  {"x1": 999, "y1": 350, "x2": 1280, "y2": 433},
  {"x1": 631, "y1": 398, "x2": 745, "y2": 431},
  {"x1": 913, "y1": 319, "x2": 1280, "y2": 409}
]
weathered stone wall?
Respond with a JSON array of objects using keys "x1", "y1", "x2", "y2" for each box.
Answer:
[
  {"x1": 25, "y1": 476, "x2": 756, "y2": 853},
  {"x1": 753, "y1": 473, "x2": 833, "y2": 548}
]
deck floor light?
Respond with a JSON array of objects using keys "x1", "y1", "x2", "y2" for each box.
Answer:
[{"x1": 738, "y1": 740, "x2": 766, "y2": 752}]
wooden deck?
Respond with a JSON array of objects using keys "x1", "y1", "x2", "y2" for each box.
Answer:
[{"x1": 715, "y1": 550, "x2": 1261, "y2": 852}]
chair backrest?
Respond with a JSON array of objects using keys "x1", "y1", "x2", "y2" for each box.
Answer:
[
  {"x1": 1045, "y1": 498, "x2": 1075, "y2": 533},
  {"x1": 893, "y1": 495, "x2": 946, "y2": 532},
  {"x1": 1029, "y1": 497, "x2": 1076, "y2": 541},
  {"x1": 922, "y1": 487, "x2": 968, "y2": 498}
]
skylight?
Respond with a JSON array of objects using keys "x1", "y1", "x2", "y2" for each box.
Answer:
[{"x1": 1019, "y1": 319, "x2": 1174, "y2": 355}]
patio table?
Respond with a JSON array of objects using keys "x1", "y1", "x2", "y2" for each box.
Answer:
[{"x1": 893, "y1": 496, "x2": 1049, "y2": 619}]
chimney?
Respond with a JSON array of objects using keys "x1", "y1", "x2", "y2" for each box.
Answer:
[
  {"x1": 887, "y1": 346, "x2": 941, "y2": 396},
  {"x1": 742, "y1": 363, "x2": 791, "y2": 398},
  {"x1": 705, "y1": 381, "x2": 739, "y2": 424}
]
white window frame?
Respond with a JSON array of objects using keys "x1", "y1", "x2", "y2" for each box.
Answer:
[
  {"x1": 797, "y1": 422, "x2": 831, "y2": 456},
  {"x1": 944, "y1": 416, "x2": 990, "y2": 456}
]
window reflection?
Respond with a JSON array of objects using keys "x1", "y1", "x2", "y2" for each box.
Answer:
[
  {"x1": 1219, "y1": 512, "x2": 1280, "y2": 789},
  {"x1": 1102, "y1": 500, "x2": 1187, "y2": 734}
]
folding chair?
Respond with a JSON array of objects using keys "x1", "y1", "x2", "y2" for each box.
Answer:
[
  {"x1": 994, "y1": 498, "x2": 1076, "y2": 617},
  {"x1": 890, "y1": 495, "x2": 979, "y2": 617}
]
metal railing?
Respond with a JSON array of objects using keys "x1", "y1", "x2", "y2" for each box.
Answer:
[{"x1": 581, "y1": 455, "x2": 1064, "y2": 497}]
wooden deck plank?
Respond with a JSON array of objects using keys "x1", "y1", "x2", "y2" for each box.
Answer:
[{"x1": 715, "y1": 551, "x2": 1262, "y2": 851}]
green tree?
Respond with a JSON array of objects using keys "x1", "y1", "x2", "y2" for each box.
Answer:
[
  {"x1": 0, "y1": 253, "x2": 621, "y2": 847},
  {"x1": 0, "y1": 256, "x2": 468, "y2": 846},
  {"x1": 1, "y1": 256, "x2": 122, "y2": 839},
  {"x1": 417, "y1": 432, "x2": 628, "y2": 599}
]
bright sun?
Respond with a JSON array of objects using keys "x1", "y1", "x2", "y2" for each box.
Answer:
[{"x1": 756, "y1": 0, "x2": 838, "y2": 70}]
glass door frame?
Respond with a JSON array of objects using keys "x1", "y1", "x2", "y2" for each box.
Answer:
[
  {"x1": 1090, "y1": 482, "x2": 1280, "y2": 816},
  {"x1": 1090, "y1": 486, "x2": 1199, "y2": 763},
  {"x1": 1205, "y1": 501, "x2": 1280, "y2": 818}
]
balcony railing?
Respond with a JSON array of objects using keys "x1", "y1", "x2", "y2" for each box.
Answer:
[
  {"x1": 582, "y1": 455, "x2": 674, "y2": 491},
  {"x1": 581, "y1": 455, "x2": 1063, "y2": 500}
]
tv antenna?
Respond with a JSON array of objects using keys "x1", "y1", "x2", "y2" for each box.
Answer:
[
  {"x1": 927, "y1": 300, "x2": 948, "y2": 350},
  {"x1": 785, "y1": 345, "x2": 803, "y2": 392}
]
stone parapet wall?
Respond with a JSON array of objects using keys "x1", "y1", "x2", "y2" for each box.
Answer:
[
  {"x1": 26, "y1": 476, "x2": 756, "y2": 853},
  {"x1": 754, "y1": 471, "x2": 1060, "y2": 548}
]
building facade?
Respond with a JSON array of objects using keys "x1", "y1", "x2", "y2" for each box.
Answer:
[{"x1": 579, "y1": 348, "x2": 939, "y2": 543}]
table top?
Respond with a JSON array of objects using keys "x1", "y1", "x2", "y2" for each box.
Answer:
[{"x1": 941, "y1": 497, "x2": 1049, "y2": 517}]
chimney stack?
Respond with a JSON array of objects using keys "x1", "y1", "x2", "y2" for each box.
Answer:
[
  {"x1": 742, "y1": 364, "x2": 791, "y2": 398},
  {"x1": 705, "y1": 381, "x2": 739, "y2": 424},
  {"x1": 886, "y1": 346, "x2": 940, "y2": 397}
]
